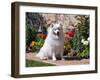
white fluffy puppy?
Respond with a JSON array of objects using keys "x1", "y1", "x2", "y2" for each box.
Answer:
[{"x1": 36, "y1": 22, "x2": 64, "y2": 60}]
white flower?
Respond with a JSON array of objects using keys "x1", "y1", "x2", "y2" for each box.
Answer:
[
  {"x1": 83, "y1": 41, "x2": 89, "y2": 45},
  {"x1": 81, "y1": 39, "x2": 85, "y2": 43},
  {"x1": 81, "y1": 38, "x2": 89, "y2": 45},
  {"x1": 87, "y1": 37, "x2": 90, "y2": 41}
]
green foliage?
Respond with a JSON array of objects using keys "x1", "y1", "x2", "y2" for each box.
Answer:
[
  {"x1": 79, "y1": 46, "x2": 89, "y2": 58},
  {"x1": 35, "y1": 36, "x2": 44, "y2": 51},
  {"x1": 31, "y1": 46, "x2": 37, "y2": 52},
  {"x1": 68, "y1": 15, "x2": 89, "y2": 58},
  {"x1": 26, "y1": 24, "x2": 37, "y2": 46},
  {"x1": 76, "y1": 15, "x2": 89, "y2": 39},
  {"x1": 30, "y1": 37, "x2": 45, "y2": 52},
  {"x1": 26, "y1": 12, "x2": 47, "y2": 52},
  {"x1": 69, "y1": 31, "x2": 83, "y2": 53},
  {"x1": 26, "y1": 60, "x2": 55, "y2": 67}
]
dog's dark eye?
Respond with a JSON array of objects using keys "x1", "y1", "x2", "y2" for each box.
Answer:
[{"x1": 57, "y1": 28, "x2": 60, "y2": 30}]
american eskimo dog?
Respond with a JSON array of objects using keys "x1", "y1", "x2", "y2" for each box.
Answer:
[{"x1": 36, "y1": 22, "x2": 64, "y2": 60}]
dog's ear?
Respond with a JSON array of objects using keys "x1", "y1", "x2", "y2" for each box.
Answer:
[
  {"x1": 57, "y1": 21, "x2": 63, "y2": 27},
  {"x1": 50, "y1": 23, "x2": 54, "y2": 28}
]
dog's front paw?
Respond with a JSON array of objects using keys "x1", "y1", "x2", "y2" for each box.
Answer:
[
  {"x1": 52, "y1": 55, "x2": 56, "y2": 61},
  {"x1": 53, "y1": 58, "x2": 56, "y2": 61}
]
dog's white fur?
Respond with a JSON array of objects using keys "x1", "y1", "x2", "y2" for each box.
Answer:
[{"x1": 36, "y1": 22, "x2": 64, "y2": 60}]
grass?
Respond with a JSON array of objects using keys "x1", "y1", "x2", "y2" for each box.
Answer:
[{"x1": 26, "y1": 60, "x2": 55, "y2": 67}]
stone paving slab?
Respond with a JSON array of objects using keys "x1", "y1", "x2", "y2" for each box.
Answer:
[{"x1": 26, "y1": 53, "x2": 89, "y2": 66}]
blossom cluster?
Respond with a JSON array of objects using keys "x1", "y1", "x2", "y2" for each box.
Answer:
[{"x1": 81, "y1": 37, "x2": 90, "y2": 45}]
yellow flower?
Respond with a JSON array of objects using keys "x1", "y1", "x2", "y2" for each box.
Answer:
[
  {"x1": 30, "y1": 41, "x2": 35, "y2": 47},
  {"x1": 64, "y1": 46, "x2": 66, "y2": 48}
]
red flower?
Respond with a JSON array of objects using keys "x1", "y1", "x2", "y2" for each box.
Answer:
[
  {"x1": 65, "y1": 31, "x2": 75, "y2": 40},
  {"x1": 66, "y1": 31, "x2": 74, "y2": 37},
  {"x1": 38, "y1": 33, "x2": 46, "y2": 39}
]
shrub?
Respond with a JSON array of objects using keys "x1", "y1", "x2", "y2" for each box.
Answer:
[{"x1": 67, "y1": 15, "x2": 90, "y2": 58}]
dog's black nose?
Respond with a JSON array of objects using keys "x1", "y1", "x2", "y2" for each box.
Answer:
[{"x1": 57, "y1": 32, "x2": 59, "y2": 36}]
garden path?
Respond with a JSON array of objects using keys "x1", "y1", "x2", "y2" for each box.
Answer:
[{"x1": 26, "y1": 53, "x2": 89, "y2": 66}]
